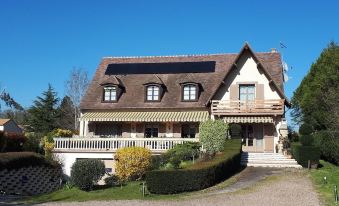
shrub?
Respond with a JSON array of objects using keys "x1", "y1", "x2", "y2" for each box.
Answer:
[
  {"x1": 150, "y1": 155, "x2": 167, "y2": 170},
  {"x1": 299, "y1": 134, "x2": 314, "y2": 146},
  {"x1": 146, "y1": 139, "x2": 241, "y2": 194},
  {"x1": 0, "y1": 132, "x2": 27, "y2": 152},
  {"x1": 199, "y1": 120, "x2": 228, "y2": 154},
  {"x1": 115, "y1": 147, "x2": 152, "y2": 181},
  {"x1": 313, "y1": 130, "x2": 339, "y2": 165},
  {"x1": 299, "y1": 123, "x2": 313, "y2": 135},
  {"x1": 229, "y1": 124, "x2": 242, "y2": 138},
  {"x1": 104, "y1": 174, "x2": 121, "y2": 187},
  {"x1": 70, "y1": 159, "x2": 105, "y2": 191},
  {"x1": 163, "y1": 142, "x2": 201, "y2": 169},
  {"x1": 43, "y1": 129, "x2": 73, "y2": 159},
  {"x1": 23, "y1": 132, "x2": 43, "y2": 153},
  {"x1": 291, "y1": 143, "x2": 320, "y2": 168},
  {"x1": 0, "y1": 152, "x2": 60, "y2": 170}
]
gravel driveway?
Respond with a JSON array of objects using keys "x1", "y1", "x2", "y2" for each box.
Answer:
[{"x1": 35, "y1": 168, "x2": 321, "y2": 206}]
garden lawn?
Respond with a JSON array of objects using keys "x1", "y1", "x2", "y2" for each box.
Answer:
[
  {"x1": 310, "y1": 160, "x2": 339, "y2": 206},
  {"x1": 24, "y1": 181, "x2": 185, "y2": 204}
]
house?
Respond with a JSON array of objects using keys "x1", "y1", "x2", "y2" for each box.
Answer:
[
  {"x1": 0, "y1": 119, "x2": 23, "y2": 134},
  {"x1": 53, "y1": 43, "x2": 295, "y2": 175}
]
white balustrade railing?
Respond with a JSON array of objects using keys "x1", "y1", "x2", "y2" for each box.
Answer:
[{"x1": 53, "y1": 137, "x2": 199, "y2": 152}]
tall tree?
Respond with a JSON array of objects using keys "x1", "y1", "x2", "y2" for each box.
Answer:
[
  {"x1": 65, "y1": 67, "x2": 89, "y2": 130},
  {"x1": 291, "y1": 42, "x2": 339, "y2": 130},
  {"x1": 57, "y1": 96, "x2": 75, "y2": 130},
  {"x1": 26, "y1": 84, "x2": 59, "y2": 134}
]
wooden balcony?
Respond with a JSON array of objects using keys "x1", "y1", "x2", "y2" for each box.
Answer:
[
  {"x1": 53, "y1": 137, "x2": 199, "y2": 153},
  {"x1": 211, "y1": 99, "x2": 284, "y2": 116}
]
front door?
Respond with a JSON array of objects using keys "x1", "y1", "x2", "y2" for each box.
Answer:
[{"x1": 242, "y1": 124, "x2": 264, "y2": 152}]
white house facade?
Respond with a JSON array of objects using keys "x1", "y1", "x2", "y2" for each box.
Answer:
[{"x1": 53, "y1": 43, "x2": 293, "y2": 176}]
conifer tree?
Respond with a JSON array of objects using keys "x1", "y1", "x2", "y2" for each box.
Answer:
[
  {"x1": 57, "y1": 96, "x2": 75, "y2": 130},
  {"x1": 26, "y1": 84, "x2": 59, "y2": 134}
]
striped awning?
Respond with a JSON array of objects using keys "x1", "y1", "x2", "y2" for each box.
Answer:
[
  {"x1": 223, "y1": 116, "x2": 273, "y2": 123},
  {"x1": 80, "y1": 111, "x2": 209, "y2": 122}
]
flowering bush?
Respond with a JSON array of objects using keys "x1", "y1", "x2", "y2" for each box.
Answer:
[
  {"x1": 115, "y1": 147, "x2": 152, "y2": 181},
  {"x1": 43, "y1": 128, "x2": 73, "y2": 159}
]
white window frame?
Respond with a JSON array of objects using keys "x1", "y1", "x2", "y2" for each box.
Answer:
[
  {"x1": 103, "y1": 86, "x2": 117, "y2": 101},
  {"x1": 146, "y1": 85, "x2": 160, "y2": 101}
]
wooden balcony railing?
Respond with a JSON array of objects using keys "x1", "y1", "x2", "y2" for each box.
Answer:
[
  {"x1": 53, "y1": 137, "x2": 199, "y2": 153},
  {"x1": 211, "y1": 99, "x2": 284, "y2": 115}
]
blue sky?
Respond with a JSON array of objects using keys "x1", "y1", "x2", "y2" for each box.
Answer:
[{"x1": 0, "y1": 0, "x2": 338, "y2": 122}]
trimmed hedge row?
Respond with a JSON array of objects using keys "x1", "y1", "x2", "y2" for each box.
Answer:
[
  {"x1": 313, "y1": 130, "x2": 339, "y2": 165},
  {"x1": 291, "y1": 143, "x2": 320, "y2": 168},
  {"x1": 146, "y1": 139, "x2": 241, "y2": 194},
  {"x1": 0, "y1": 152, "x2": 60, "y2": 170}
]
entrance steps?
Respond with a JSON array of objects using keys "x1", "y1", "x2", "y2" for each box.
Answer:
[{"x1": 241, "y1": 152, "x2": 302, "y2": 168}]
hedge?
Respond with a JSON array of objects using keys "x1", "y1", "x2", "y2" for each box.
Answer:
[
  {"x1": 0, "y1": 152, "x2": 60, "y2": 170},
  {"x1": 291, "y1": 143, "x2": 320, "y2": 168},
  {"x1": 313, "y1": 130, "x2": 339, "y2": 165},
  {"x1": 0, "y1": 131, "x2": 26, "y2": 152},
  {"x1": 146, "y1": 139, "x2": 241, "y2": 194}
]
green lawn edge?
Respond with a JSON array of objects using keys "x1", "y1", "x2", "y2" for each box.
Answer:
[{"x1": 309, "y1": 160, "x2": 339, "y2": 206}]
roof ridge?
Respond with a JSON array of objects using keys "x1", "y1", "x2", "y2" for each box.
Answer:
[{"x1": 101, "y1": 51, "x2": 276, "y2": 59}]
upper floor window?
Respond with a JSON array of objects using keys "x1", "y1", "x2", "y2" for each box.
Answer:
[
  {"x1": 146, "y1": 85, "x2": 160, "y2": 101},
  {"x1": 239, "y1": 85, "x2": 255, "y2": 101},
  {"x1": 182, "y1": 84, "x2": 198, "y2": 101},
  {"x1": 103, "y1": 86, "x2": 117, "y2": 102}
]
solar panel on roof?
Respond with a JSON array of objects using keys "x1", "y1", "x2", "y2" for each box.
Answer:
[{"x1": 105, "y1": 61, "x2": 216, "y2": 75}]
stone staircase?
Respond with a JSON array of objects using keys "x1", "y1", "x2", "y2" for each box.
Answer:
[{"x1": 241, "y1": 152, "x2": 302, "y2": 168}]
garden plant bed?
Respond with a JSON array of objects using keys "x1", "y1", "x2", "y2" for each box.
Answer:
[{"x1": 146, "y1": 139, "x2": 242, "y2": 194}]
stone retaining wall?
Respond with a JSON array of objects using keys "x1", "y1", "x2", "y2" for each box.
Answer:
[{"x1": 0, "y1": 166, "x2": 62, "y2": 195}]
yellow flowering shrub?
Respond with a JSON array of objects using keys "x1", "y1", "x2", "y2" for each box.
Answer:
[
  {"x1": 43, "y1": 128, "x2": 72, "y2": 159},
  {"x1": 115, "y1": 147, "x2": 152, "y2": 181},
  {"x1": 43, "y1": 136, "x2": 55, "y2": 159}
]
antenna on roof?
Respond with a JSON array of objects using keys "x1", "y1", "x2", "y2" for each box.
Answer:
[
  {"x1": 279, "y1": 42, "x2": 291, "y2": 82},
  {"x1": 280, "y1": 42, "x2": 287, "y2": 49}
]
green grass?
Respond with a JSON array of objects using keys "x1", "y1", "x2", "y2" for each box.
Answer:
[
  {"x1": 310, "y1": 160, "x2": 339, "y2": 206},
  {"x1": 23, "y1": 181, "x2": 186, "y2": 204}
]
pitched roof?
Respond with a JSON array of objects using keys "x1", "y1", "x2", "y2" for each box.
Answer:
[
  {"x1": 80, "y1": 45, "x2": 285, "y2": 110},
  {"x1": 0, "y1": 119, "x2": 11, "y2": 126},
  {"x1": 208, "y1": 43, "x2": 289, "y2": 105}
]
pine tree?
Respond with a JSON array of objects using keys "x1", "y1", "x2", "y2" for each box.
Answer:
[
  {"x1": 26, "y1": 84, "x2": 59, "y2": 134},
  {"x1": 57, "y1": 96, "x2": 75, "y2": 130}
]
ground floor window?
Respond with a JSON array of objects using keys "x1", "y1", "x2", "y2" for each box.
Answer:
[
  {"x1": 145, "y1": 124, "x2": 159, "y2": 138},
  {"x1": 95, "y1": 123, "x2": 122, "y2": 137},
  {"x1": 181, "y1": 124, "x2": 196, "y2": 138}
]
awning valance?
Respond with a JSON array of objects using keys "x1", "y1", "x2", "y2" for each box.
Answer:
[
  {"x1": 223, "y1": 116, "x2": 273, "y2": 123},
  {"x1": 80, "y1": 111, "x2": 209, "y2": 122}
]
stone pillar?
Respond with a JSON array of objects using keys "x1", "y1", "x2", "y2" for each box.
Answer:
[
  {"x1": 131, "y1": 122, "x2": 137, "y2": 138},
  {"x1": 84, "y1": 121, "x2": 89, "y2": 136},
  {"x1": 278, "y1": 118, "x2": 288, "y2": 154},
  {"x1": 166, "y1": 122, "x2": 173, "y2": 137}
]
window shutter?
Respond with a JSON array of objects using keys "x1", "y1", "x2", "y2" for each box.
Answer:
[
  {"x1": 256, "y1": 84, "x2": 264, "y2": 100},
  {"x1": 230, "y1": 85, "x2": 239, "y2": 100}
]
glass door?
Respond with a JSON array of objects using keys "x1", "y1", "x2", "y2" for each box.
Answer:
[{"x1": 239, "y1": 85, "x2": 255, "y2": 110}]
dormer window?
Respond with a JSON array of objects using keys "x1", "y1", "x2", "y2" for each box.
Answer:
[
  {"x1": 182, "y1": 83, "x2": 198, "y2": 101},
  {"x1": 103, "y1": 86, "x2": 117, "y2": 102},
  {"x1": 146, "y1": 85, "x2": 160, "y2": 101}
]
